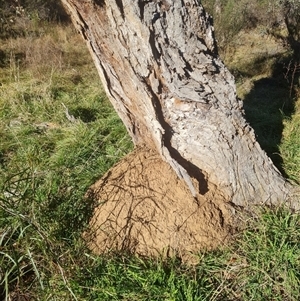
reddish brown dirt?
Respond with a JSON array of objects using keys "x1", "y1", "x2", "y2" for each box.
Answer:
[{"x1": 85, "y1": 146, "x2": 235, "y2": 261}]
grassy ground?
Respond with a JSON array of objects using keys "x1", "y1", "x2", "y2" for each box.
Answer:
[{"x1": 0, "y1": 21, "x2": 299, "y2": 300}]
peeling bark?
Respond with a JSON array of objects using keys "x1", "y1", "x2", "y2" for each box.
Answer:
[{"x1": 61, "y1": 0, "x2": 299, "y2": 210}]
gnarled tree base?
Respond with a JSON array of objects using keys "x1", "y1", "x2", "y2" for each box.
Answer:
[{"x1": 85, "y1": 147, "x2": 236, "y2": 261}]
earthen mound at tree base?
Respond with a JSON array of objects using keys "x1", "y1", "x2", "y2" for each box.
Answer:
[{"x1": 85, "y1": 146, "x2": 235, "y2": 261}]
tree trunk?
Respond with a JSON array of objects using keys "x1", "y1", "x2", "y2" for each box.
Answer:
[{"x1": 61, "y1": 0, "x2": 299, "y2": 210}]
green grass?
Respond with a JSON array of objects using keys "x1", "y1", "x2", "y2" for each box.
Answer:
[
  {"x1": 0, "y1": 22, "x2": 132, "y2": 300},
  {"x1": 0, "y1": 20, "x2": 299, "y2": 300},
  {"x1": 280, "y1": 101, "x2": 300, "y2": 183}
]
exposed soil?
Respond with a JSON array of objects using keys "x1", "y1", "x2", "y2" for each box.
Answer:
[{"x1": 85, "y1": 146, "x2": 236, "y2": 261}]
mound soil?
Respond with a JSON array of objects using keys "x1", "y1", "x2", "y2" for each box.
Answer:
[{"x1": 85, "y1": 146, "x2": 235, "y2": 260}]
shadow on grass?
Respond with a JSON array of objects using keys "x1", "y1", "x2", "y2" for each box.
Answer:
[{"x1": 242, "y1": 56, "x2": 296, "y2": 176}]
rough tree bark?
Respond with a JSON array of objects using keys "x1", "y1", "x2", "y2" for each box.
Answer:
[{"x1": 60, "y1": 0, "x2": 299, "y2": 211}]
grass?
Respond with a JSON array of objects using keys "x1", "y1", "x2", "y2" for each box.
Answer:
[
  {"x1": 74, "y1": 212, "x2": 300, "y2": 301},
  {"x1": 280, "y1": 99, "x2": 300, "y2": 183},
  {"x1": 0, "y1": 18, "x2": 299, "y2": 301},
  {"x1": 0, "y1": 22, "x2": 132, "y2": 300}
]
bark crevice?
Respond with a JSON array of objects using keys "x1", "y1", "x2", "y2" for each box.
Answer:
[
  {"x1": 115, "y1": 0, "x2": 125, "y2": 19},
  {"x1": 94, "y1": 0, "x2": 105, "y2": 8}
]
